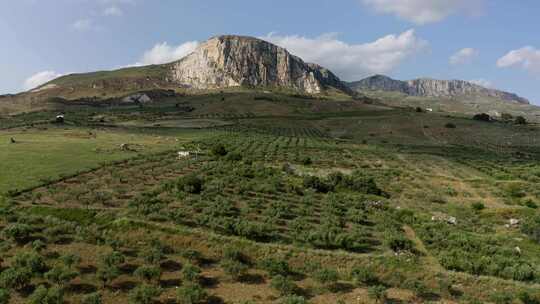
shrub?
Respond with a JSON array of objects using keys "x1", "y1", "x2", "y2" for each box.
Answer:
[
  {"x1": 0, "y1": 289, "x2": 9, "y2": 304},
  {"x1": 521, "y1": 215, "x2": 540, "y2": 243},
  {"x1": 280, "y1": 296, "x2": 307, "y2": 304},
  {"x1": 301, "y1": 156, "x2": 312, "y2": 165},
  {"x1": 177, "y1": 175, "x2": 203, "y2": 194},
  {"x1": 524, "y1": 200, "x2": 538, "y2": 209},
  {"x1": 350, "y1": 267, "x2": 377, "y2": 286},
  {"x1": 226, "y1": 152, "x2": 242, "y2": 161},
  {"x1": 3, "y1": 223, "x2": 32, "y2": 243},
  {"x1": 515, "y1": 116, "x2": 527, "y2": 125},
  {"x1": 44, "y1": 265, "x2": 78, "y2": 287},
  {"x1": 313, "y1": 268, "x2": 339, "y2": 287},
  {"x1": 490, "y1": 292, "x2": 514, "y2": 304},
  {"x1": 28, "y1": 285, "x2": 63, "y2": 304},
  {"x1": 473, "y1": 113, "x2": 491, "y2": 122},
  {"x1": 220, "y1": 259, "x2": 248, "y2": 281},
  {"x1": 211, "y1": 144, "x2": 228, "y2": 156},
  {"x1": 444, "y1": 123, "x2": 456, "y2": 129},
  {"x1": 181, "y1": 263, "x2": 201, "y2": 283},
  {"x1": 128, "y1": 284, "x2": 161, "y2": 304},
  {"x1": 271, "y1": 275, "x2": 296, "y2": 296},
  {"x1": 303, "y1": 176, "x2": 332, "y2": 193},
  {"x1": 59, "y1": 253, "x2": 81, "y2": 269},
  {"x1": 177, "y1": 283, "x2": 207, "y2": 304},
  {"x1": 134, "y1": 265, "x2": 162, "y2": 284},
  {"x1": 385, "y1": 234, "x2": 414, "y2": 252},
  {"x1": 259, "y1": 258, "x2": 290, "y2": 277},
  {"x1": 368, "y1": 285, "x2": 387, "y2": 303},
  {"x1": 517, "y1": 291, "x2": 540, "y2": 304},
  {"x1": 31, "y1": 240, "x2": 47, "y2": 252},
  {"x1": 471, "y1": 202, "x2": 485, "y2": 211},
  {"x1": 82, "y1": 293, "x2": 102, "y2": 304},
  {"x1": 13, "y1": 251, "x2": 47, "y2": 274},
  {"x1": 0, "y1": 267, "x2": 32, "y2": 290}
]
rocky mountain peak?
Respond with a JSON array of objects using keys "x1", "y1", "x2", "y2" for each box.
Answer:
[{"x1": 168, "y1": 35, "x2": 351, "y2": 94}]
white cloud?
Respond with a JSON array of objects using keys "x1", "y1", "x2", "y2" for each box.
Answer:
[
  {"x1": 469, "y1": 78, "x2": 493, "y2": 88},
  {"x1": 362, "y1": 0, "x2": 484, "y2": 25},
  {"x1": 131, "y1": 41, "x2": 199, "y2": 66},
  {"x1": 497, "y1": 46, "x2": 540, "y2": 73},
  {"x1": 23, "y1": 71, "x2": 62, "y2": 90},
  {"x1": 103, "y1": 6, "x2": 123, "y2": 16},
  {"x1": 262, "y1": 30, "x2": 428, "y2": 81},
  {"x1": 450, "y1": 48, "x2": 479, "y2": 65}
]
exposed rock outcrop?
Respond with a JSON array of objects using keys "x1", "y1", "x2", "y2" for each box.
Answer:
[
  {"x1": 168, "y1": 35, "x2": 351, "y2": 94},
  {"x1": 348, "y1": 75, "x2": 530, "y2": 105}
]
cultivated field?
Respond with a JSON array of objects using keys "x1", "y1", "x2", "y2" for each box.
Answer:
[{"x1": 0, "y1": 92, "x2": 539, "y2": 304}]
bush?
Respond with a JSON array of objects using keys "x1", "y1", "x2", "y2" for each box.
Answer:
[
  {"x1": 13, "y1": 251, "x2": 47, "y2": 274},
  {"x1": 515, "y1": 116, "x2": 527, "y2": 125},
  {"x1": 128, "y1": 284, "x2": 161, "y2": 304},
  {"x1": 0, "y1": 267, "x2": 32, "y2": 290},
  {"x1": 181, "y1": 263, "x2": 201, "y2": 283},
  {"x1": 301, "y1": 156, "x2": 312, "y2": 166},
  {"x1": 0, "y1": 289, "x2": 9, "y2": 304},
  {"x1": 28, "y1": 285, "x2": 63, "y2": 304},
  {"x1": 313, "y1": 268, "x2": 339, "y2": 287},
  {"x1": 3, "y1": 223, "x2": 32, "y2": 243},
  {"x1": 444, "y1": 123, "x2": 456, "y2": 129},
  {"x1": 385, "y1": 234, "x2": 414, "y2": 252},
  {"x1": 177, "y1": 283, "x2": 207, "y2": 304},
  {"x1": 226, "y1": 152, "x2": 242, "y2": 161},
  {"x1": 271, "y1": 275, "x2": 296, "y2": 296},
  {"x1": 211, "y1": 144, "x2": 228, "y2": 156},
  {"x1": 521, "y1": 216, "x2": 540, "y2": 243},
  {"x1": 134, "y1": 265, "x2": 162, "y2": 284},
  {"x1": 490, "y1": 292, "x2": 514, "y2": 304},
  {"x1": 471, "y1": 202, "x2": 485, "y2": 211},
  {"x1": 82, "y1": 293, "x2": 102, "y2": 304},
  {"x1": 350, "y1": 267, "x2": 377, "y2": 285},
  {"x1": 473, "y1": 113, "x2": 491, "y2": 122},
  {"x1": 303, "y1": 176, "x2": 332, "y2": 193},
  {"x1": 280, "y1": 296, "x2": 307, "y2": 304},
  {"x1": 44, "y1": 265, "x2": 78, "y2": 286},
  {"x1": 177, "y1": 175, "x2": 203, "y2": 194},
  {"x1": 259, "y1": 258, "x2": 290, "y2": 277},
  {"x1": 220, "y1": 259, "x2": 248, "y2": 281},
  {"x1": 368, "y1": 285, "x2": 387, "y2": 303}
]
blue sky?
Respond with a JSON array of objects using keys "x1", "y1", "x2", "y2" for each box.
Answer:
[{"x1": 1, "y1": 0, "x2": 539, "y2": 104}]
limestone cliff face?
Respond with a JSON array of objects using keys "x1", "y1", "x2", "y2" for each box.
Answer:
[
  {"x1": 348, "y1": 75, "x2": 530, "y2": 105},
  {"x1": 168, "y1": 35, "x2": 350, "y2": 94}
]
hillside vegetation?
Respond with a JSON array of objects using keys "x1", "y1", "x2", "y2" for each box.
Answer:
[{"x1": 0, "y1": 91, "x2": 539, "y2": 303}]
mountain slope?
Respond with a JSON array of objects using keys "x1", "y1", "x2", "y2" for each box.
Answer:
[
  {"x1": 169, "y1": 35, "x2": 351, "y2": 94},
  {"x1": 348, "y1": 75, "x2": 530, "y2": 105},
  {"x1": 28, "y1": 35, "x2": 351, "y2": 100}
]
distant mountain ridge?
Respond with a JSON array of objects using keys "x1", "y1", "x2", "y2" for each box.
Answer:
[{"x1": 347, "y1": 75, "x2": 530, "y2": 105}]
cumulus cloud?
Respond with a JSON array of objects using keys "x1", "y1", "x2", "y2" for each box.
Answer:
[
  {"x1": 497, "y1": 47, "x2": 540, "y2": 73},
  {"x1": 450, "y1": 48, "x2": 479, "y2": 65},
  {"x1": 362, "y1": 0, "x2": 484, "y2": 25},
  {"x1": 129, "y1": 41, "x2": 199, "y2": 66},
  {"x1": 103, "y1": 6, "x2": 123, "y2": 16},
  {"x1": 262, "y1": 30, "x2": 428, "y2": 81},
  {"x1": 469, "y1": 79, "x2": 493, "y2": 88},
  {"x1": 23, "y1": 71, "x2": 62, "y2": 90}
]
